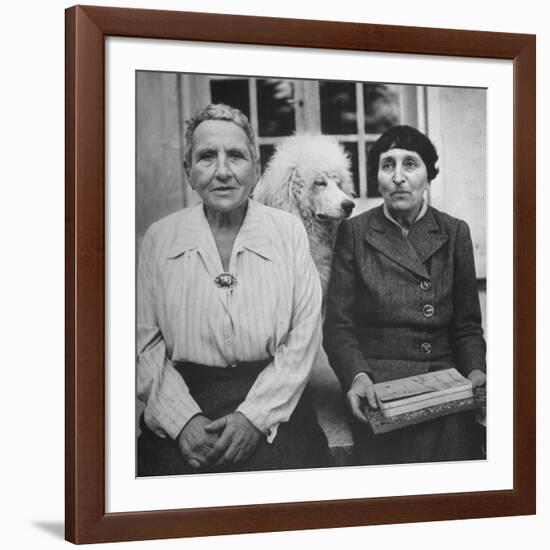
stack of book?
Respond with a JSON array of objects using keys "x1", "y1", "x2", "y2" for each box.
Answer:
[{"x1": 374, "y1": 368, "x2": 473, "y2": 418}]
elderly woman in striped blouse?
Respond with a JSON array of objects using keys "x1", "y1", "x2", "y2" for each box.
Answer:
[{"x1": 137, "y1": 104, "x2": 329, "y2": 475}]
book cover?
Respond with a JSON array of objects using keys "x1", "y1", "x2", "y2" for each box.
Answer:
[
  {"x1": 375, "y1": 368, "x2": 472, "y2": 405},
  {"x1": 380, "y1": 388, "x2": 474, "y2": 417},
  {"x1": 364, "y1": 386, "x2": 486, "y2": 434}
]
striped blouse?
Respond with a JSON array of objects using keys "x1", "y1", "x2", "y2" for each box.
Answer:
[{"x1": 137, "y1": 199, "x2": 323, "y2": 442}]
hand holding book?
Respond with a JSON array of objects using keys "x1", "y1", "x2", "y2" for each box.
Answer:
[
  {"x1": 348, "y1": 368, "x2": 486, "y2": 430},
  {"x1": 347, "y1": 372, "x2": 378, "y2": 423},
  {"x1": 468, "y1": 369, "x2": 486, "y2": 388}
]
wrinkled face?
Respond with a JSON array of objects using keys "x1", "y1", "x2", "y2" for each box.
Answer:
[
  {"x1": 293, "y1": 171, "x2": 355, "y2": 222},
  {"x1": 185, "y1": 120, "x2": 259, "y2": 214},
  {"x1": 378, "y1": 148, "x2": 430, "y2": 216}
]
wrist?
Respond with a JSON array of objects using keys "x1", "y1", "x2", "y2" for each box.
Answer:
[
  {"x1": 351, "y1": 371, "x2": 373, "y2": 388},
  {"x1": 177, "y1": 412, "x2": 205, "y2": 439}
]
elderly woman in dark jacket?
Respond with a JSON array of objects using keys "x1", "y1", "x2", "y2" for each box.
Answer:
[{"x1": 324, "y1": 125, "x2": 486, "y2": 465}]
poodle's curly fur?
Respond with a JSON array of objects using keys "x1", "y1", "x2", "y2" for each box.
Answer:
[{"x1": 254, "y1": 134, "x2": 355, "y2": 294}]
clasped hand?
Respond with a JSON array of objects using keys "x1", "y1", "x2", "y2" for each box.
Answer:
[{"x1": 177, "y1": 412, "x2": 262, "y2": 470}]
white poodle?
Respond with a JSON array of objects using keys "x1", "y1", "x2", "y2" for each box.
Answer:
[{"x1": 254, "y1": 134, "x2": 355, "y2": 294}]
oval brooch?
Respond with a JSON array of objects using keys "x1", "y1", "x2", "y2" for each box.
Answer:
[{"x1": 214, "y1": 272, "x2": 238, "y2": 290}]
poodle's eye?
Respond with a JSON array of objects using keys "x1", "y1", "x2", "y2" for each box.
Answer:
[{"x1": 314, "y1": 179, "x2": 327, "y2": 187}]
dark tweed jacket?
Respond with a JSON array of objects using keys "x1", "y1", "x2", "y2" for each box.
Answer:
[{"x1": 324, "y1": 204, "x2": 486, "y2": 391}]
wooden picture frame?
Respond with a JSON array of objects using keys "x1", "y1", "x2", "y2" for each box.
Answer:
[{"x1": 65, "y1": 4, "x2": 536, "y2": 544}]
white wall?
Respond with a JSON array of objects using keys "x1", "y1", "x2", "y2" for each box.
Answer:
[
  {"x1": 428, "y1": 87, "x2": 487, "y2": 277},
  {"x1": 1, "y1": 1, "x2": 547, "y2": 549}
]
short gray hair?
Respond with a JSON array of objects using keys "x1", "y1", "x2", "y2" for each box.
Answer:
[{"x1": 184, "y1": 103, "x2": 259, "y2": 167}]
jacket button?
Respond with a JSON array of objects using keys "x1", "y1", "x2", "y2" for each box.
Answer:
[
  {"x1": 420, "y1": 342, "x2": 432, "y2": 355},
  {"x1": 423, "y1": 304, "x2": 435, "y2": 317},
  {"x1": 420, "y1": 279, "x2": 432, "y2": 291}
]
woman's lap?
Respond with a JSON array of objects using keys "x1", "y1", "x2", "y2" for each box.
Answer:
[
  {"x1": 350, "y1": 409, "x2": 484, "y2": 465},
  {"x1": 137, "y1": 362, "x2": 330, "y2": 476},
  {"x1": 138, "y1": 392, "x2": 330, "y2": 476}
]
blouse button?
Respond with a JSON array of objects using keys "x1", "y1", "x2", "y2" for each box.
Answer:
[
  {"x1": 420, "y1": 342, "x2": 432, "y2": 355},
  {"x1": 423, "y1": 304, "x2": 435, "y2": 318},
  {"x1": 420, "y1": 279, "x2": 432, "y2": 291}
]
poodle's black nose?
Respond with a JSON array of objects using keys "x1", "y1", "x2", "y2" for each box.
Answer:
[{"x1": 341, "y1": 200, "x2": 355, "y2": 216}]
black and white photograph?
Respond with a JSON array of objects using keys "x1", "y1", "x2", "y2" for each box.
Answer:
[
  {"x1": 135, "y1": 72, "x2": 487, "y2": 476},
  {"x1": 4, "y1": 0, "x2": 544, "y2": 548}
]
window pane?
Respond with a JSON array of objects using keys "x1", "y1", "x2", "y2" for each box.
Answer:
[
  {"x1": 363, "y1": 84, "x2": 400, "y2": 134},
  {"x1": 341, "y1": 142, "x2": 359, "y2": 197},
  {"x1": 259, "y1": 144, "x2": 275, "y2": 174},
  {"x1": 257, "y1": 79, "x2": 296, "y2": 137},
  {"x1": 210, "y1": 79, "x2": 250, "y2": 118},
  {"x1": 320, "y1": 81, "x2": 357, "y2": 135},
  {"x1": 366, "y1": 142, "x2": 382, "y2": 198}
]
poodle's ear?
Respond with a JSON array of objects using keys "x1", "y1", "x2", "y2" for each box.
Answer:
[
  {"x1": 271, "y1": 168, "x2": 298, "y2": 210},
  {"x1": 255, "y1": 162, "x2": 298, "y2": 210},
  {"x1": 286, "y1": 168, "x2": 297, "y2": 202}
]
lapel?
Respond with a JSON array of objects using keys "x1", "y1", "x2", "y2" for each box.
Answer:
[
  {"x1": 232, "y1": 200, "x2": 274, "y2": 263},
  {"x1": 167, "y1": 202, "x2": 223, "y2": 279},
  {"x1": 165, "y1": 200, "x2": 274, "y2": 310},
  {"x1": 408, "y1": 208, "x2": 449, "y2": 265},
  {"x1": 364, "y1": 206, "x2": 448, "y2": 279}
]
